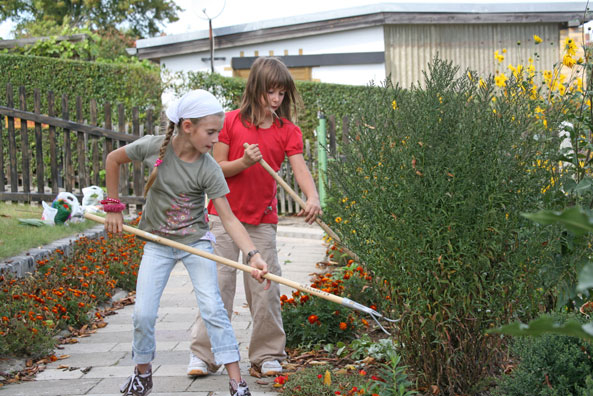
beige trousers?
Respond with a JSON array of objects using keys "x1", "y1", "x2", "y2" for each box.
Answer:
[{"x1": 189, "y1": 216, "x2": 287, "y2": 369}]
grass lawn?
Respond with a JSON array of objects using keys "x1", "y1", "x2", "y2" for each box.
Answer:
[{"x1": 0, "y1": 202, "x2": 99, "y2": 260}]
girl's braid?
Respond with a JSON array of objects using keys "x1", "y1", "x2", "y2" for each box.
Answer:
[{"x1": 143, "y1": 121, "x2": 176, "y2": 196}]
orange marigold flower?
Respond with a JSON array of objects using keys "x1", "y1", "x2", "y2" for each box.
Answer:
[
  {"x1": 78, "y1": 302, "x2": 85, "y2": 308},
  {"x1": 359, "y1": 369, "x2": 367, "y2": 376},
  {"x1": 361, "y1": 318, "x2": 369, "y2": 327},
  {"x1": 339, "y1": 322, "x2": 348, "y2": 330},
  {"x1": 308, "y1": 315, "x2": 319, "y2": 324},
  {"x1": 274, "y1": 375, "x2": 287, "y2": 385}
]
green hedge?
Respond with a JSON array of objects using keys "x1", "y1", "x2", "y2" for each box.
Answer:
[
  {"x1": 1, "y1": 54, "x2": 162, "y2": 122},
  {"x1": 169, "y1": 70, "x2": 382, "y2": 141}
]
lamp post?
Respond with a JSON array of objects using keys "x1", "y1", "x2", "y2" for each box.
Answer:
[
  {"x1": 203, "y1": 9, "x2": 214, "y2": 74},
  {"x1": 200, "y1": 1, "x2": 225, "y2": 74}
]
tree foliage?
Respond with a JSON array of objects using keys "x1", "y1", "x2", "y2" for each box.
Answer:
[{"x1": 0, "y1": 0, "x2": 181, "y2": 38}]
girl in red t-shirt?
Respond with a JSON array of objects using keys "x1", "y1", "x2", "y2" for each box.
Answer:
[{"x1": 189, "y1": 57, "x2": 321, "y2": 377}]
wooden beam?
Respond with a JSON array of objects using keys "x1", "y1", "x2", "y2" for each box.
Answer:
[{"x1": 0, "y1": 106, "x2": 139, "y2": 142}]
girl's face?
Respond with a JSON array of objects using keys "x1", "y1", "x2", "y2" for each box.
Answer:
[
  {"x1": 184, "y1": 115, "x2": 223, "y2": 154},
  {"x1": 263, "y1": 87, "x2": 286, "y2": 114}
]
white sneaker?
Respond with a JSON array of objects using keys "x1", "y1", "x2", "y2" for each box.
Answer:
[
  {"x1": 187, "y1": 353, "x2": 209, "y2": 376},
  {"x1": 260, "y1": 360, "x2": 282, "y2": 376}
]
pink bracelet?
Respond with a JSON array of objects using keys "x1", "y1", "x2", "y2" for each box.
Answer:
[
  {"x1": 103, "y1": 203, "x2": 126, "y2": 213},
  {"x1": 101, "y1": 197, "x2": 121, "y2": 205}
]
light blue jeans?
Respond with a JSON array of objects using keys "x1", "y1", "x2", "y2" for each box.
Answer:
[{"x1": 132, "y1": 240, "x2": 240, "y2": 365}]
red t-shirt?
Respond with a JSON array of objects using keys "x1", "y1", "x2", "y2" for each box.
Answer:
[{"x1": 207, "y1": 109, "x2": 303, "y2": 225}]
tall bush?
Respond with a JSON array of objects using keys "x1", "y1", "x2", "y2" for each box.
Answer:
[{"x1": 322, "y1": 58, "x2": 568, "y2": 393}]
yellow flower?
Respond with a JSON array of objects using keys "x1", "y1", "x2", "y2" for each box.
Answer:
[
  {"x1": 494, "y1": 50, "x2": 505, "y2": 63},
  {"x1": 494, "y1": 73, "x2": 508, "y2": 87},
  {"x1": 392, "y1": 99, "x2": 397, "y2": 110},
  {"x1": 534, "y1": 34, "x2": 543, "y2": 44},
  {"x1": 563, "y1": 54, "x2": 576, "y2": 68},
  {"x1": 335, "y1": 217, "x2": 342, "y2": 223},
  {"x1": 564, "y1": 37, "x2": 577, "y2": 56},
  {"x1": 478, "y1": 78, "x2": 486, "y2": 88},
  {"x1": 558, "y1": 84, "x2": 566, "y2": 96}
]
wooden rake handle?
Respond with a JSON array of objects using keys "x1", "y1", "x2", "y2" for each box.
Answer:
[
  {"x1": 242, "y1": 143, "x2": 361, "y2": 262},
  {"x1": 84, "y1": 212, "x2": 344, "y2": 306}
]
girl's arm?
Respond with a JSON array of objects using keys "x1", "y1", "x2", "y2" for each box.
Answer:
[
  {"x1": 211, "y1": 196, "x2": 271, "y2": 289},
  {"x1": 104, "y1": 147, "x2": 132, "y2": 234},
  {"x1": 213, "y1": 142, "x2": 261, "y2": 178},
  {"x1": 288, "y1": 154, "x2": 322, "y2": 224}
]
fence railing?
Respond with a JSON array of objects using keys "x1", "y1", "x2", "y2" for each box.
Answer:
[{"x1": 1, "y1": 84, "x2": 349, "y2": 215}]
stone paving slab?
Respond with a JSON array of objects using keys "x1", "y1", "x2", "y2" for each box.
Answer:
[{"x1": 0, "y1": 218, "x2": 327, "y2": 396}]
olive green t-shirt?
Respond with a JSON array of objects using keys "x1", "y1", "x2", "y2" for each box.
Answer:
[{"x1": 125, "y1": 135, "x2": 229, "y2": 245}]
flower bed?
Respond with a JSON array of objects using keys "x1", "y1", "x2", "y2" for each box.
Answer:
[{"x1": 0, "y1": 221, "x2": 143, "y2": 360}]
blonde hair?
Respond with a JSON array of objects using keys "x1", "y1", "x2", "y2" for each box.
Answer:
[
  {"x1": 143, "y1": 113, "x2": 224, "y2": 196},
  {"x1": 239, "y1": 57, "x2": 302, "y2": 128}
]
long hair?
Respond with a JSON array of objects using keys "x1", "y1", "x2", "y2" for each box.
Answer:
[
  {"x1": 143, "y1": 121, "x2": 175, "y2": 197},
  {"x1": 143, "y1": 112, "x2": 225, "y2": 197},
  {"x1": 239, "y1": 57, "x2": 302, "y2": 128}
]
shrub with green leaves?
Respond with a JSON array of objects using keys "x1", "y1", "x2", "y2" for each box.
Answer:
[
  {"x1": 493, "y1": 314, "x2": 593, "y2": 396},
  {"x1": 322, "y1": 58, "x2": 572, "y2": 393},
  {"x1": 1, "y1": 53, "x2": 162, "y2": 125}
]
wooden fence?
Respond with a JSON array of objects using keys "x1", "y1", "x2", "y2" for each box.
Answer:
[
  {"x1": 0, "y1": 84, "x2": 348, "y2": 214},
  {"x1": 0, "y1": 83, "x2": 157, "y2": 207}
]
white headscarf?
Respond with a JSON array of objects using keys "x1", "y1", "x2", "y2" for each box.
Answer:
[{"x1": 165, "y1": 90, "x2": 223, "y2": 124}]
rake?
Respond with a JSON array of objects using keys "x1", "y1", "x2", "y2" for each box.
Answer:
[{"x1": 84, "y1": 212, "x2": 398, "y2": 333}]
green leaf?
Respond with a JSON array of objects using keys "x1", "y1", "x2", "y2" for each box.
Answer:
[
  {"x1": 575, "y1": 177, "x2": 593, "y2": 194},
  {"x1": 488, "y1": 316, "x2": 593, "y2": 340},
  {"x1": 577, "y1": 262, "x2": 593, "y2": 293},
  {"x1": 18, "y1": 218, "x2": 49, "y2": 227},
  {"x1": 522, "y1": 207, "x2": 593, "y2": 236}
]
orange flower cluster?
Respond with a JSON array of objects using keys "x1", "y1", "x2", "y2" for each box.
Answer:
[{"x1": 0, "y1": 227, "x2": 143, "y2": 356}]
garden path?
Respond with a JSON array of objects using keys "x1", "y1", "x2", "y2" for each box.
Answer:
[{"x1": 0, "y1": 216, "x2": 326, "y2": 396}]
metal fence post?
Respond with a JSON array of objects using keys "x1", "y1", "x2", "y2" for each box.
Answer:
[{"x1": 317, "y1": 112, "x2": 327, "y2": 208}]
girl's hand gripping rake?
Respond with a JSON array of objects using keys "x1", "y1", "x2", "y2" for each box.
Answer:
[
  {"x1": 242, "y1": 143, "x2": 361, "y2": 262},
  {"x1": 84, "y1": 212, "x2": 398, "y2": 333}
]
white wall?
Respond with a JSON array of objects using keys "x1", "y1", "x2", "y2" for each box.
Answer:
[{"x1": 160, "y1": 26, "x2": 385, "y2": 85}]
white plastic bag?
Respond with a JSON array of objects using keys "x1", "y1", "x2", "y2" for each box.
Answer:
[
  {"x1": 41, "y1": 201, "x2": 57, "y2": 224},
  {"x1": 82, "y1": 186, "x2": 104, "y2": 207},
  {"x1": 82, "y1": 186, "x2": 105, "y2": 215}
]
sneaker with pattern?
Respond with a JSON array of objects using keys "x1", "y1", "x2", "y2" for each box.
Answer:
[
  {"x1": 120, "y1": 367, "x2": 153, "y2": 396},
  {"x1": 229, "y1": 378, "x2": 251, "y2": 396}
]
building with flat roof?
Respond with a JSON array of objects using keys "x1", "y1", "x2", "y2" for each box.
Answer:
[{"x1": 131, "y1": 2, "x2": 591, "y2": 87}]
